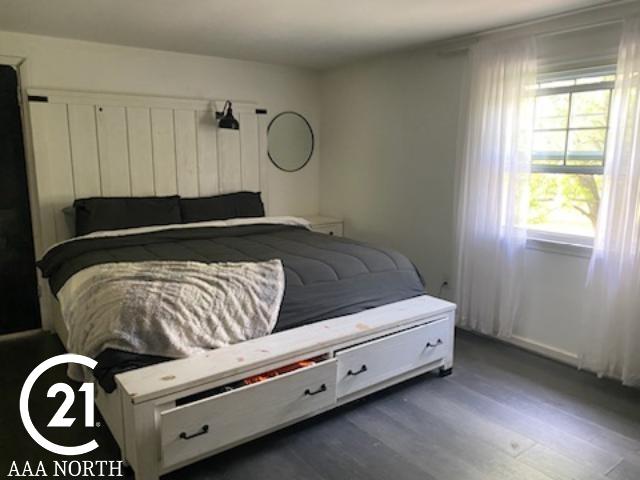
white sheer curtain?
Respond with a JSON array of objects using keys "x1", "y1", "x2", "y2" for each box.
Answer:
[
  {"x1": 455, "y1": 36, "x2": 537, "y2": 337},
  {"x1": 581, "y1": 18, "x2": 640, "y2": 387}
]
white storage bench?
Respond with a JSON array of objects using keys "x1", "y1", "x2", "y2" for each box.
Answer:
[{"x1": 100, "y1": 295, "x2": 455, "y2": 480}]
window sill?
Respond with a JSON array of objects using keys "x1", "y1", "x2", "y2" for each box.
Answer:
[{"x1": 526, "y1": 236, "x2": 592, "y2": 258}]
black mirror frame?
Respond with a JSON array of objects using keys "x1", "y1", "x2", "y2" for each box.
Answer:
[{"x1": 267, "y1": 111, "x2": 314, "y2": 172}]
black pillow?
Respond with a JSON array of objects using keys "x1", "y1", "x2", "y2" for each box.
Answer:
[
  {"x1": 180, "y1": 191, "x2": 265, "y2": 223},
  {"x1": 74, "y1": 196, "x2": 182, "y2": 235}
]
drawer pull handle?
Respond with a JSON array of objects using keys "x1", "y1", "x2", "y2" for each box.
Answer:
[
  {"x1": 179, "y1": 424, "x2": 209, "y2": 440},
  {"x1": 304, "y1": 384, "x2": 327, "y2": 396},
  {"x1": 347, "y1": 364, "x2": 368, "y2": 376},
  {"x1": 426, "y1": 339, "x2": 443, "y2": 348}
]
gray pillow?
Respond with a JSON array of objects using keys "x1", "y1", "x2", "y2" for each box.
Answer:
[
  {"x1": 73, "y1": 196, "x2": 182, "y2": 235},
  {"x1": 180, "y1": 192, "x2": 265, "y2": 223}
]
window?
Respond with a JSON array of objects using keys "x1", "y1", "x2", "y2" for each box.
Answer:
[{"x1": 528, "y1": 68, "x2": 615, "y2": 243}]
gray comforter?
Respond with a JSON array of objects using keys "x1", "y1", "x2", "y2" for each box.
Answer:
[{"x1": 38, "y1": 221, "x2": 425, "y2": 390}]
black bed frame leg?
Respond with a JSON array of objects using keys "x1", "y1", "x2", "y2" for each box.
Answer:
[{"x1": 438, "y1": 367, "x2": 453, "y2": 378}]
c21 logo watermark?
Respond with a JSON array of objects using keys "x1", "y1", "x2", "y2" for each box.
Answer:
[{"x1": 20, "y1": 354, "x2": 99, "y2": 455}]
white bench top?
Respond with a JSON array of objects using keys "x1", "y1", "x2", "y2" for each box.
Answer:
[{"x1": 116, "y1": 295, "x2": 455, "y2": 404}]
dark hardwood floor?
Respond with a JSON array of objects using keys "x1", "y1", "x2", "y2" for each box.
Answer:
[{"x1": 1, "y1": 329, "x2": 639, "y2": 480}]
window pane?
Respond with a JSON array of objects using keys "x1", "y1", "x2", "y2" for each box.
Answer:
[
  {"x1": 534, "y1": 94, "x2": 569, "y2": 129},
  {"x1": 528, "y1": 173, "x2": 603, "y2": 237},
  {"x1": 566, "y1": 128, "x2": 606, "y2": 165},
  {"x1": 569, "y1": 90, "x2": 610, "y2": 128},
  {"x1": 533, "y1": 130, "x2": 566, "y2": 165}
]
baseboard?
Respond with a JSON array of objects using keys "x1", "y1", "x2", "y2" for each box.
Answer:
[
  {"x1": 457, "y1": 325, "x2": 579, "y2": 367},
  {"x1": 506, "y1": 335, "x2": 578, "y2": 367},
  {"x1": 0, "y1": 328, "x2": 44, "y2": 342},
  {"x1": 458, "y1": 327, "x2": 633, "y2": 385}
]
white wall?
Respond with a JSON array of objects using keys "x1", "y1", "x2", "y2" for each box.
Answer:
[
  {"x1": 320, "y1": 50, "x2": 467, "y2": 295},
  {"x1": 516, "y1": 248, "x2": 589, "y2": 362},
  {"x1": 0, "y1": 30, "x2": 322, "y2": 216},
  {"x1": 319, "y1": 18, "x2": 623, "y2": 362}
]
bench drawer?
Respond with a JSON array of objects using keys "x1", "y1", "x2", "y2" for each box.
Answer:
[
  {"x1": 160, "y1": 359, "x2": 337, "y2": 468},
  {"x1": 336, "y1": 318, "x2": 449, "y2": 398}
]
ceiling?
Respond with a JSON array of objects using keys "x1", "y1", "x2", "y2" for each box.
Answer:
[{"x1": 0, "y1": 0, "x2": 612, "y2": 69}]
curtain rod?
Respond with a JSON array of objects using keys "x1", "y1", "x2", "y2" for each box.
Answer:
[
  {"x1": 536, "y1": 18, "x2": 622, "y2": 39},
  {"x1": 437, "y1": 1, "x2": 632, "y2": 56},
  {"x1": 438, "y1": 18, "x2": 624, "y2": 56}
]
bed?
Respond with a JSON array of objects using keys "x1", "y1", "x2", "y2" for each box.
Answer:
[
  {"x1": 39, "y1": 216, "x2": 428, "y2": 392},
  {"x1": 27, "y1": 89, "x2": 455, "y2": 480},
  {"x1": 38, "y1": 213, "x2": 455, "y2": 480}
]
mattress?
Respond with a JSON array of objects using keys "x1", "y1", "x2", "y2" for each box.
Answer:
[{"x1": 38, "y1": 219, "x2": 425, "y2": 391}]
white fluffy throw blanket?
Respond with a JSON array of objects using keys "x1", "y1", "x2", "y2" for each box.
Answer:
[{"x1": 58, "y1": 260, "x2": 285, "y2": 379}]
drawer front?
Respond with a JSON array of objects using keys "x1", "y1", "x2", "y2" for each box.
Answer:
[
  {"x1": 160, "y1": 360, "x2": 337, "y2": 468},
  {"x1": 310, "y1": 223, "x2": 343, "y2": 236},
  {"x1": 336, "y1": 319, "x2": 449, "y2": 398}
]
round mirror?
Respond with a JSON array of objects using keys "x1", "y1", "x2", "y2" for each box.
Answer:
[{"x1": 267, "y1": 112, "x2": 314, "y2": 172}]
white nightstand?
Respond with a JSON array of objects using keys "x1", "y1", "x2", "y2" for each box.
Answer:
[{"x1": 303, "y1": 215, "x2": 344, "y2": 237}]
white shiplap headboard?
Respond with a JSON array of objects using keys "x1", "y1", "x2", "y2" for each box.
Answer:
[{"x1": 26, "y1": 88, "x2": 269, "y2": 330}]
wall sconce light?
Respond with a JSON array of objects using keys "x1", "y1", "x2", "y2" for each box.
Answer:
[{"x1": 216, "y1": 100, "x2": 240, "y2": 130}]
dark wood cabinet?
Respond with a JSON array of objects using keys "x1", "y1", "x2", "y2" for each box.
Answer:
[{"x1": 0, "y1": 65, "x2": 40, "y2": 333}]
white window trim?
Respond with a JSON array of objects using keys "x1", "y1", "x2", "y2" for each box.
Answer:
[
  {"x1": 533, "y1": 78, "x2": 613, "y2": 175},
  {"x1": 526, "y1": 66, "x2": 614, "y2": 257},
  {"x1": 537, "y1": 64, "x2": 616, "y2": 84},
  {"x1": 526, "y1": 229, "x2": 593, "y2": 258}
]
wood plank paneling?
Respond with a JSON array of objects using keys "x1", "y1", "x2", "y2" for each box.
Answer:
[
  {"x1": 174, "y1": 109, "x2": 199, "y2": 197},
  {"x1": 96, "y1": 106, "x2": 131, "y2": 196},
  {"x1": 68, "y1": 104, "x2": 101, "y2": 198},
  {"x1": 32, "y1": 93, "x2": 261, "y2": 239},
  {"x1": 258, "y1": 115, "x2": 270, "y2": 214},
  {"x1": 239, "y1": 112, "x2": 260, "y2": 192},
  {"x1": 217, "y1": 129, "x2": 242, "y2": 193},
  {"x1": 126, "y1": 107, "x2": 155, "y2": 196},
  {"x1": 150, "y1": 108, "x2": 177, "y2": 196},
  {"x1": 196, "y1": 110, "x2": 219, "y2": 197},
  {"x1": 28, "y1": 103, "x2": 75, "y2": 247}
]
